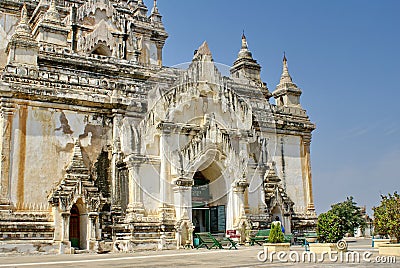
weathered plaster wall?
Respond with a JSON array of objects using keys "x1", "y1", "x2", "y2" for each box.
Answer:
[
  {"x1": 140, "y1": 163, "x2": 161, "y2": 213},
  {"x1": 8, "y1": 105, "x2": 112, "y2": 210},
  {"x1": 247, "y1": 167, "x2": 264, "y2": 214},
  {"x1": 273, "y1": 135, "x2": 306, "y2": 211}
]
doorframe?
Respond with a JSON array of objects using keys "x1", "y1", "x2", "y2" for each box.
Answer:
[{"x1": 69, "y1": 205, "x2": 80, "y2": 249}]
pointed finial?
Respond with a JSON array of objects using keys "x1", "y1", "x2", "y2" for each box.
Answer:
[
  {"x1": 152, "y1": 0, "x2": 159, "y2": 13},
  {"x1": 241, "y1": 31, "x2": 248, "y2": 49},
  {"x1": 50, "y1": 0, "x2": 56, "y2": 11},
  {"x1": 12, "y1": 3, "x2": 33, "y2": 38},
  {"x1": 44, "y1": 0, "x2": 61, "y2": 23},
  {"x1": 20, "y1": 3, "x2": 29, "y2": 24},
  {"x1": 279, "y1": 52, "x2": 293, "y2": 83}
]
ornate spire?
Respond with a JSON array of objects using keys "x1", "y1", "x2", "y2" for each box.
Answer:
[
  {"x1": 230, "y1": 33, "x2": 261, "y2": 82},
  {"x1": 12, "y1": 3, "x2": 33, "y2": 39},
  {"x1": 241, "y1": 32, "x2": 248, "y2": 50},
  {"x1": 273, "y1": 53, "x2": 302, "y2": 107},
  {"x1": 135, "y1": 0, "x2": 148, "y2": 17},
  {"x1": 237, "y1": 32, "x2": 253, "y2": 59},
  {"x1": 66, "y1": 139, "x2": 90, "y2": 176},
  {"x1": 151, "y1": 0, "x2": 159, "y2": 14},
  {"x1": 279, "y1": 52, "x2": 293, "y2": 84},
  {"x1": 43, "y1": 0, "x2": 61, "y2": 25},
  {"x1": 150, "y1": 0, "x2": 163, "y2": 25},
  {"x1": 264, "y1": 162, "x2": 281, "y2": 183}
]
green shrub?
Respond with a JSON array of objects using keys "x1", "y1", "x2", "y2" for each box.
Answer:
[
  {"x1": 330, "y1": 196, "x2": 365, "y2": 236},
  {"x1": 268, "y1": 221, "x2": 284, "y2": 243},
  {"x1": 317, "y1": 211, "x2": 345, "y2": 243},
  {"x1": 373, "y1": 192, "x2": 400, "y2": 241}
]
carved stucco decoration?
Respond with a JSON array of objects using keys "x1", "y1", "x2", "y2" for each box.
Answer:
[
  {"x1": 48, "y1": 140, "x2": 106, "y2": 212},
  {"x1": 264, "y1": 162, "x2": 294, "y2": 217}
]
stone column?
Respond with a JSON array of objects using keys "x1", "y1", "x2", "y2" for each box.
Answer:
[
  {"x1": 51, "y1": 202, "x2": 62, "y2": 241},
  {"x1": 258, "y1": 165, "x2": 268, "y2": 214},
  {"x1": 87, "y1": 212, "x2": 98, "y2": 250},
  {"x1": 173, "y1": 177, "x2": 193, "y2": 221},
  {"x1": 88, "y1": 212, "x2": 98, "y2": 241},
  {"x1": 111, "y1": 113, "x2": 122, "y2": 212},
  {"x1": 231, "y1": 179, "x2": 249, "y2": 229},
  {"x1": 156, "y1": 43, "x2": 163, "y2": 67},
  {"x1": 303, "y1": 135, "x2": 315, "y2": 214},
  {"x1": 61, "y1": 212, "x2": 71, "y2": 242},
  {"x1": 126, "y1": 157, "x2": 144, "y2": 219},
  {"x1": 158, "y1": 123, "x2": 173, "y2": 210},
  {"x1": 0, "y1": 101, "x2": 16, "y2": 209}
]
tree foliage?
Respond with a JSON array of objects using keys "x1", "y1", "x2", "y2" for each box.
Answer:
[
  {"x1": 317, "y1": 196, "x2": 365, "y2": 242},
  {"x1": 330, "y1": 196, "x2": 366, "y2": 236},
  {"x1": 268, "y1": 221, "x2": 284, "y2": 243},
  {"x1": 373, "y1": 192, "x2": 400, "y2": 241},
  {"x1": 317, "y1": 211, "x2": 346, "y2": 243}
]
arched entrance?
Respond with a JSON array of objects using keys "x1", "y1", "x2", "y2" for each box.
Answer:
[
  {"x1": 191, "y1": 162, "x2": 227, "y2": 234},
  {"x1": 192, "y1": 171, "x2": 210, "y2": 233},
  {"x1": 69, "y1": 205, "x2": 80, "y2": 248}
]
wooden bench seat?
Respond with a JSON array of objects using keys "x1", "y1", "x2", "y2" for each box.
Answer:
[
  {"x1": 250, "y1": 229, "x2": 270, "y2": 246},
  {"x1": 195, "y1": 232, "x2": 238, "y2": 250}
]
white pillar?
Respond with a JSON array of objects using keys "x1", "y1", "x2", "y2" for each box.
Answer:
[
  {"x1": 173, "y1": 178, "x2": 193, "y2": 221},
  {"x1": 52, "y1": 205, "x2": 62, "y2": 241},
  {"x1": 303, "y1": 135, "x2": 315, "y2": 214},
  {"x1": 231, "y1": 180, "x2": 248, "y2": 229},
  {"x1": 61, "y1": 212, "x2": 70, "y2": 242},
  {"x1": 126, "y1": 157, "x2": 144, "y2": 220},
  {"x1": 0, "y1": 102, "x2": 15, "y2": 208},
  {"x1": 87, "y1": 212, "x2": 98, "y2": 250},
  {"x1": 111, "y1": 114, "x2": 122, "y2": 211},
  {"x1": 160, "y1": 134, "x2": 169, "y2": 207}
]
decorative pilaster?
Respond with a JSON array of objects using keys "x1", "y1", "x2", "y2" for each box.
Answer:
[
  {"x1": 111, "y1": 113, "x2": 123, "y2": 213},
  {"x1": 88, "y1": 212, "x2": 99, "y2": 241},
  {"x1": 157, "y1": 122, "x2": 174, "y2": 212},
  {"x1": 173, "y1": 177, "x2": 193, "y2": 221},
  {"x1": 0, "y1": 101, "x2": 16, "y2": 209},
  {"x1": 61, "y1": 212, "x2": 70, "y2": 242},
  {"x1": 125, "y1": 155, "x2": 145, "y2": 220},
  {"x1": 303, "y1": 135, "x2": 316, "y2": 215},
  {"x1": 232, "y1": 178, "x2": 249, "y2": 227}
]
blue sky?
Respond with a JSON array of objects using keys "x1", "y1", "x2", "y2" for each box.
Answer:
[{"x1": 152, "y1": 0, "x2": 400, "y2": 215}]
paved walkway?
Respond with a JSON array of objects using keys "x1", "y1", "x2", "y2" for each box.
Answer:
[{"x1": 0, "y1": 239, "x2": 397, "y2": 267}]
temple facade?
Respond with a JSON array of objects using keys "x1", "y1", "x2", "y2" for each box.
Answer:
[{"x1": 0, "y1": 0, "x2": 316, "y2": 253}]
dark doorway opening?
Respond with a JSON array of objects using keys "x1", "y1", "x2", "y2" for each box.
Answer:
[
  {"x1": 192, "y1": 171, "x2": 226, "y2": 234},
  {"x1": 69, "y1": 205, "x2": 80, "y2": 248}
]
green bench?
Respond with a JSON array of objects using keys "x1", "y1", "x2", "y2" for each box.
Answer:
[
  {"x1": 195, "y1": 232, "x2": 238, "y2": 250},
  {"x1": 284, "y1": 234, "x2": 293, "y2": 244},
  {"x1": 250, "y1": 229, "x2": 270, "y2": 246}
]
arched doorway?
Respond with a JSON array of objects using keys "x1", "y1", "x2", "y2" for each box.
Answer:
[
  {"x1": 69, "y1": 205, "x2": 80, "y2": 248},
  {"x1": 192, "y1": 171, "x2": 210, "y2": 233},
  {"x1": 191, "y1": 163, "x2": 227, "y2": 234}
]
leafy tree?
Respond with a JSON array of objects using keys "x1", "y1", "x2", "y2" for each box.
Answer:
[
  {"x1": 330, "y1": 196, "x2": 366, "y2": 236},
  {"x1": 317, "y1": 210, "x2": 346, "y2": 243},
  {"x1": 268, "y1": 221, "x2": 284, "y2": 243},
  {"x1": 373, "y1": 192, "x2": 400, "y2": 241}
]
